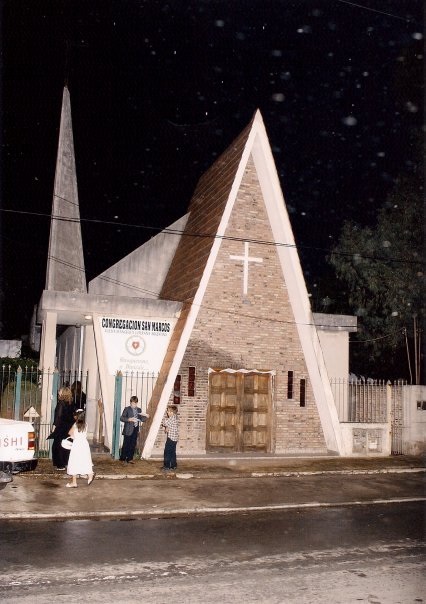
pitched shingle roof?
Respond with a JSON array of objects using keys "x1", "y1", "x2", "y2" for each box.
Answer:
[
  {"x1": 160, "y1": 114, "x2": 256, "y2": 302},
  {"x1": 142, "y1": 114, "x2": 256, "y2": 442}
]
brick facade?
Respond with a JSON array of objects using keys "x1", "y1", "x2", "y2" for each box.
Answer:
[{"x1": 153, "y1": 156, "x2": 326, "y2": 455}]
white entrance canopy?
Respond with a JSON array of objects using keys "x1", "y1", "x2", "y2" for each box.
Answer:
[{"x1": 37, "y1": 290, "x2": 182, "y2": 327}]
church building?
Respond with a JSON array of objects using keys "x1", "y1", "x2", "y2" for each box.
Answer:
[{"x1": 36, "y1": 87, "x2": 357, "y2": 458}]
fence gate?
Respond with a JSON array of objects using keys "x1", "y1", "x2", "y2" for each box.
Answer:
[
  {"x1": 330, "y1": 378, "x2": 407, "y2": 456},
  {"x1": 111, "y1": 371, "x2": 159, "y2": 459},
  {"x1": 391, "y1": 383, "x2": 404, "y2": 454}
]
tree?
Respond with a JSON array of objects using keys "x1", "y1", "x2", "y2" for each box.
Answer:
[{"x1": 328, "y1": 172, "x2": 425, "y2": 381}]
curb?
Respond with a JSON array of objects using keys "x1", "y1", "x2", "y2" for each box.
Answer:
[
  {"x1": 22, "y1": 466, "x2": 426, "y2": 481},
  {"x1": 250, "y1": 467, "x2": 426, "y2": 478},
  {"x1": 1, "y1": 496, "x2": 424, "y2": 522}
]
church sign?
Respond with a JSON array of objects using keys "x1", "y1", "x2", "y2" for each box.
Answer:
[{"x1": 99, "y1": 316, "x2": 176, "y2": 374}]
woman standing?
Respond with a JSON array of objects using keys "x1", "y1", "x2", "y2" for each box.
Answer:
[
  {"x1": 51, "y1": 386, "x2": 75, "y2": 470},
  {"x1": 71, "y1": 381, "x2": 87, "y2": 411},
  {"x1": 66, "y1": 410, "x2": 94, "y2": 488}
]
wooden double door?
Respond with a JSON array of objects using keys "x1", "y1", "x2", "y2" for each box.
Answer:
[{"x1": 207, "y1": 371, "x2": 272, "y2": 452}]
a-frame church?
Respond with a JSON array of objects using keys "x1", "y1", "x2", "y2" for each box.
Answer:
[{"x1": 37, "y1": 87, "x2": 357, "y2": 458}]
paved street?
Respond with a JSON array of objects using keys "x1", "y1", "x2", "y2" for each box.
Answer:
[
  {"x1": 0, "y1": 501, "x2": 424, "y2": 603},
  {"x1": 1, "y1": 457, "x2": 424, "y2": 601}
]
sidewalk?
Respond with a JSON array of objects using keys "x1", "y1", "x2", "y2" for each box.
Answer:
[
  {"x1": 1, "y1": 454, "x2": 424, "y2": 522},
  {"x1": 27, "y1": 452, "x2": 426, "y2": 480}
]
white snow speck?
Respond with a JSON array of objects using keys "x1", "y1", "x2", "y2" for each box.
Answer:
[
  {"x1": 406, "y1": 102, "x2": 418, "y2": 113},
  {"x1": 342, "y1": 116, "x2": 357, "y2": 126},
  {"x1": 272, "y1": 93, "x2": 285, "y2": 102},
  {"x1": 215, "y1": 20, "x2": 225, "y2": 28}
]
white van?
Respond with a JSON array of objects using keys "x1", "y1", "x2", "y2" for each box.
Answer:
[{"x1": 0, "y1": 418, "x2": 38, "y2": 481}]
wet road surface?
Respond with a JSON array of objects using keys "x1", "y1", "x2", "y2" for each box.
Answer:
[{"x1": 0, "y1": 501, "x2": 424, "y2": 603}]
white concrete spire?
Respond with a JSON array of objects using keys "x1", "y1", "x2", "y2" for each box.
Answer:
[{"x1": 45, "y1": 86, "x2": 86, "y2": 292}]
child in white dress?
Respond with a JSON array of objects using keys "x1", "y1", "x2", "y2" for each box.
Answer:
[{"x1": 66, "y1": 410, "x2": 95, "y2": 488}]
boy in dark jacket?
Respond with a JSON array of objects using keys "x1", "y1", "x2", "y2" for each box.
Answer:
[{"x1": 119, "y1": 396, "x2": 149, "y2": 463}]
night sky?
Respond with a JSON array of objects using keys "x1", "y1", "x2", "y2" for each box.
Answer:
[{"x1": 1, "y1": 0, "x2": 423, "y2": 340}]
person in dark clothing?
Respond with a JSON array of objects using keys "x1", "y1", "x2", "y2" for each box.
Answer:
[
  {"x1": 71, "y1": 381, "x2": 87, "y2": 411},
  {"x1": 119, "y1": 396, "x2": 149, "y2": 463},
  {"x1": 51, "y1": 386, "x2": 76, "y2": 470}
]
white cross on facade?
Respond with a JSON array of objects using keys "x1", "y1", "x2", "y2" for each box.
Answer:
[{"x1": 229, "y1": 241, "x2": 263, "y2": 295}]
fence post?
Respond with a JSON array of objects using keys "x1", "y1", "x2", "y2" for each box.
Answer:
[
  {"x1": 48, "y1": 370, "x2": 60, "y2": 460},
  {"x1": 14, "y1": 367, "x2": 22, "y2": 420},
  {"x1": 386, "y1": 382, "x2": 392, "y2": 441},
  {"x1": 51, "y1": 370, "x2": 59, "y2": 426},
  {"x1": 111, "y1": 371, "x2": 123, "y2": 460}
]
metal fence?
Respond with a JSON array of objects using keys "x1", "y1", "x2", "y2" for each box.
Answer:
[
  {"x1": 0, "y1": 364, "x2": 89, "y2": 458},
  {"x1": 330, "y1": 378, "x2": 406, "y2": 423},
  {"x1": 111, "y1": 371, "x2": 159, "y2": 459},
  {"x1": 0, "y1": 364, "x2": 89, "y2": 420},
  {"x1": 0, "y1": 364, "x2": 42, "y2": 419},
  {"x1": 119, "y1": 371, "x2": 158, "y2": 414},
  {"x1": 1, "y1": 365, "x2": 158, "y2": 459},
  {"x1": 391, "y1": 383, "x2": 404, "y2": 455},
  {"x1": 34, "y1": 421, "x2": 53, "y2": 458}
]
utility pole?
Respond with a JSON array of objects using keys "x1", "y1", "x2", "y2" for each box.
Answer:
[{"x1": 414, "y1": 316, "x2": 418, "y2": 385}]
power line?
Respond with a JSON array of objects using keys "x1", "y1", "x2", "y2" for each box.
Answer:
[
  {"x1": 47, "y1": 255, "x2": 159, "y2": 297},
  {"x1": 335, "y1": 0, "x2": 415, "y2": 22},
  {"x1": 349, "y1": 328, "x2": 405, "y2": 344},
  {"x1": 96, "y1": 274, "x2": 160, "y2": 298},
  {"x1": 45, "y1": 256, "x2": 407, "y2": 336},
  {"x1": 6, "y1": 223, "x2": 418, "y2": 341},
  {"x1": 2, "y1": 207, "x2": 424, "y2": 267},
  {"x1": 44, "y1": 255, "x2": 359, "y2": 329}
]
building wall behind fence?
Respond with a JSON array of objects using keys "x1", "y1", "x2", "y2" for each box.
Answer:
[
  {"x1": 402, "y1": 385, "x2": 426, "y2": 455},
  {"x1": 0, "y1": 341, "x2": 22, "y2": 358},
  {"x1": 340, "y1": 422, "x2": 391, "y2": 456}
]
